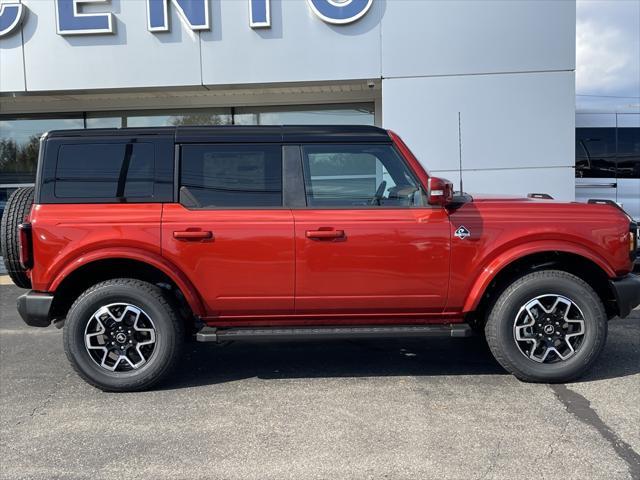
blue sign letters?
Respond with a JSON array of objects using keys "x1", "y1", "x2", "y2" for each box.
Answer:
[
  {"x1": 147, "y1": 0, "x2": 210, "y2": 32},
  {"x1": 306, "y1": 0, "x2": 373, "y2": 24},
  {"x1": 249, "y1": 0, "x2": 270, "y2": 28},
  {"x1": 0, "y1": 0, "x2": 374, "y2": 39},
  {"x1": 55, "y1": 0, "x2": 114, "y2": 35},
  {"x1": 0, "y1": 1, "x2": 25, "y2": 37}
]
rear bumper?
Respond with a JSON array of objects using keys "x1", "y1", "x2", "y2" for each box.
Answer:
[
  {"x1": 17, "y1": 291, "x2": 54, "y2": 327},
  {"x1": 610, "y1": 274, "x2": 640, "y2": 319}
]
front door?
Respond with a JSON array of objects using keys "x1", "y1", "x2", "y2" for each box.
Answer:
[
  {"x1": 162, "y1": 143, "x2": 294, "y2": 318},
  {"x1": 293, "y1": 143, "x2": 451, "y2": 316}
]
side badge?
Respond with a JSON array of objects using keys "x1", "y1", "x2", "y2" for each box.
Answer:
[{"x1": 454, "y1": 226, "x2": 471, "y2": 239}]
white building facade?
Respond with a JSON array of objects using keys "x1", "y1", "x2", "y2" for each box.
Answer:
[{"x1": 0, "y1": 0, "x2": 576, "y2": 201}]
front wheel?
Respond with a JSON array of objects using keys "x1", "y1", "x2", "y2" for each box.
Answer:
[
  {"x1": 63, "y1": 279, "x2": 184, "y2": 392},
  {"x1": 485, "y1": 270, "x2": 607, "y2": 383}
]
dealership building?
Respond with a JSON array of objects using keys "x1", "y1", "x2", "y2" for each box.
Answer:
[{"x1": 1, "y1": 0, "x2": 577, "y2": 203}]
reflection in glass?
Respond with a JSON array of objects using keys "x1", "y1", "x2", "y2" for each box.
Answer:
[
  {"x1": 235, "y1": 104, "x2": 375, "y2": 126},
  {"x1": 0, "y1": 117, "x2": 84, "y2": 185},
  {"x1": 617, "y1": 128, "x2": 640, "y2": 179},
  {"x1": 86, "y1": 117, "x2": 122, "y2": 129},
  {"x1": 575, "y1": 128, "x2": 617, "y2": 179}
]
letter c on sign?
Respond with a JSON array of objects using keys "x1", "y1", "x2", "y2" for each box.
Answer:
[
  {"x1": 307, "y1": 0, "x2": 373, "y2": 25},
  {"x1": 0, "y1": 1, "x2": 26, "y2": 37}
]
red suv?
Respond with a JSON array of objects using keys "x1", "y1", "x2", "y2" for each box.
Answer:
[{"x1": 2, "y1": 126, "x2": 639, "y2": 391}]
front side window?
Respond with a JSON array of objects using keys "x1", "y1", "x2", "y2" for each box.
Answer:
[
  {"x1": 55, "y1": 143, "x2": 154, "y2": 199},
  {"x1": 180, "y1": 144, "x2": 282, "y2": 208},
  {"x1": 301, "y1": 144, "x2": 425, "y2": 208}
]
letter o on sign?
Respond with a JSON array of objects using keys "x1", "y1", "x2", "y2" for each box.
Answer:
[{"x1": 307, "y1": 0, "x2": 373, "y2": 25}]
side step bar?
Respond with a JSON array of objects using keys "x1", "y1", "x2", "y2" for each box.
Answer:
[{"x1": 196, "y1": 324, "x2": 473, "y2": 343}]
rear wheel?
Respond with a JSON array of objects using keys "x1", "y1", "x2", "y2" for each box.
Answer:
[
  {"x1": 1, "y1": 187, "x2": 34, "y2": 288},
  {"x1": 485, "y1": 270, "x2": 607, "y2": 383},
  {"x1": 63, "y1": 279, "x2": 184, "y2": 392}
]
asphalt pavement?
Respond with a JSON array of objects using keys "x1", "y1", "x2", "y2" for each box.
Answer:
[{"x1": 1, "y1": 282, "x2": 639, "y2": 480}]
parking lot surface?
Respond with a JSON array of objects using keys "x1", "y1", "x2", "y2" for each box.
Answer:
[{"x1": 1, "y1": 282, "x2": 639, "y2": 480}]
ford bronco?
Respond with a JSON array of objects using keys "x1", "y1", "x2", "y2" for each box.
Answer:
[{"x1": 2, "y1": 126, "x2": 639, "y2": 391}]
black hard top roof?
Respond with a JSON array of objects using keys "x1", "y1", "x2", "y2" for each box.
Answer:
[{"x1": 46, "y1": 125, "x2": 391, "y2": 143}]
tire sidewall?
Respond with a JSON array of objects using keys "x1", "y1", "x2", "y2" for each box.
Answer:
[
  {"x1": 1, "y1": 187, "x2": 34, "y2": 289},
  {"x1": 64, "y1": 282, "x2": 179, "y2": 391},
  {"x1": 490, "y1": 273, "x2": 607, "y2": 382}
]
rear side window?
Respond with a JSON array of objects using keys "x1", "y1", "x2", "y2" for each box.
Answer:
[
  {"x1": 301, "y1": 144, "x2": 425, "y2": 207},
  {"x1": 55, "y1": 143, "x2": 154, "y2": 199},
  {"x1": 179, "y1": 144, "x2": 282, "y2": 208}
]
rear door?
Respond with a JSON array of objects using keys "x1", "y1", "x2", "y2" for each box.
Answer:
[
  {"x1": 292, "y1": 143, "x2": 451, "y2": 316},
  {"x1": 161, "y1": 143, "x2": 295, "y2": 318}
]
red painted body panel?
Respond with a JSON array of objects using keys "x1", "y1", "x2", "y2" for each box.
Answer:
[
  {"x1": 292, "y1": 208, "x2": 450, "y2": 314},
  {"x1": 29, "y1": 203, "x2": 162, "y2": 291},
  {"x1": 161, "y1": 204, "x2": 295, "y2": 317},
  {"x1": 28, "y1": 204, "x2": 207, "y2": 316},
  {"x1": 447, "y1": 200, "x2": 633, "y2": 312}
]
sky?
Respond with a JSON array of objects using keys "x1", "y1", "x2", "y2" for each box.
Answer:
[{"x1": 576, "y1": 0, "x2": 640, "y2": 99}]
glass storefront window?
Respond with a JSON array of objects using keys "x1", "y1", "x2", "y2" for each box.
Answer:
[
  {"x1": 85, "y1": 116, "x2": 122, "y2": 129},
  {"x1": 0, "y1": 117, "x2": 84, "y2": 185},
  {"x1": 86, "y1": 109, "x2": 233, "y2": 129},
  {"x1": 234, "y1": 103, "x2": 375, "y2": 126}
]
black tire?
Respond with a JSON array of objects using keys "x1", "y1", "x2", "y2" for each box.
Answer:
[
  {"x1": 63, "y1": 279, "x2": 184, "y2": 392},
  {"x1": 485, "y1": 270, "x2": 607, "y2": 383},
  {"x1": 1, "y1": 187, "x2": 34, "y2": 289}
]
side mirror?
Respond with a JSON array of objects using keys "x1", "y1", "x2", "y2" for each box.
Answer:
[{"x1": 427, "y1": 177, "x2": 454, "y2": 206}]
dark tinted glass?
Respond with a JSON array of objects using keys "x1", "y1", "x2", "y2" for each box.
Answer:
[
  {"x1": 575, "y1": 128, "x2": 616, "y2": 178},
  {"x1": 55, "y1": 143, "x2": 154, "y2": 198},
  {"x1": 617, "y1": 127, "x2": 640, "y2": 179},
  {"x1": 302, "y1": 144, "x2": 424, "y2": 207},
  {"x1": 180, "y1": 144, "x2": 282, "y2": 208}
]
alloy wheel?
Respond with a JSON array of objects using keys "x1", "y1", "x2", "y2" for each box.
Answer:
[
  {"x1": 513, "y1": 294, "x2": 586, "y2": 363},
  {"x1": 84, "y1": 303, "x2": 157, "y2": 372}
]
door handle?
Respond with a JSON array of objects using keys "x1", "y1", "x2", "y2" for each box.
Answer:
[
  {"x1": 306, "y1": 229, "x2": 345, "y2": 240},
  {"x1": 173, "y1": 230, "x2": 213, "y2": 241}
]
